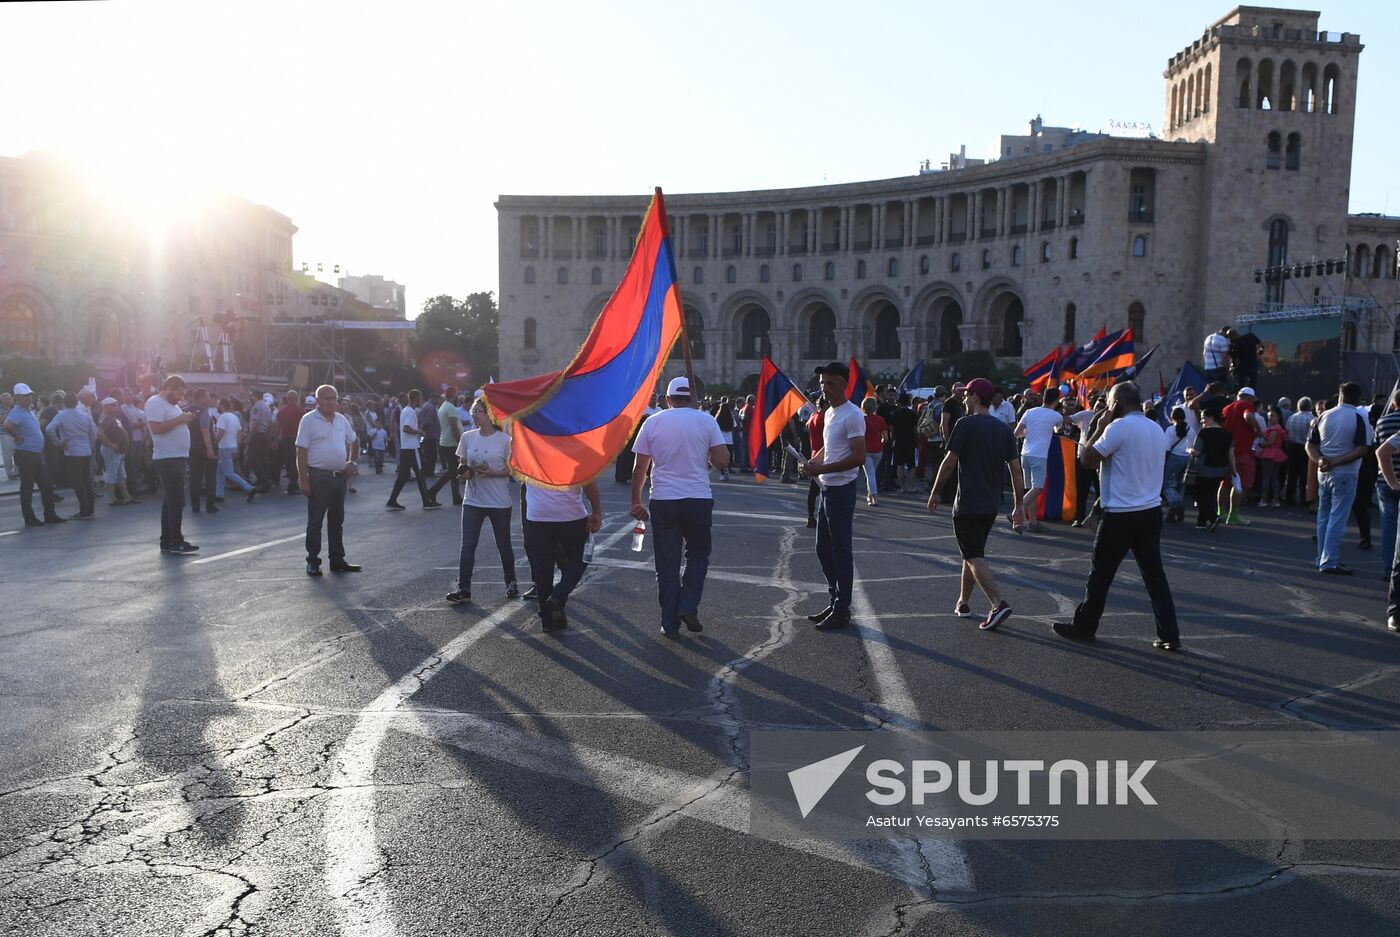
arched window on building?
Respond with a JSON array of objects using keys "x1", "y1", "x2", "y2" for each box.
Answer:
[
  {"x1": 1323, "y1": 64, "x2": 1340, "y2": 114},
  {"x1": 1266, "y1": 131, "x2": 1282, "y2": 170},
  {"x1": 1069, "y1": 237, "x2": 1079, "y2": 260},
  {"x1": 738, "y1": 306, "x2": 771, "y2": 359},
  {"x1": 871, "y1": 303, "x2": 901, "y2": 359},
  {"x1": 824, "y1": 261, "x2": 836, "y2": 280},
  {"x1": 934, "y1": 302, "x2": 963, "y2": 356},
  {"x1": 1301, "y1": 62, "x2": 1318, "y2": 112},
  {"x1": 726, "y1": 265, "x2": 737, "y2": 284},
  {"x1": 693, "y1": 266, "x2": 703, "y2": 285},
  {"x1": 1266, "y1": 218, "x2": 1289, "y2": 303},
  {"x1": 1040, "y1": 242, "x2": 1050, "y2": 263},
  {"x1": 887, "y1": 257, "x2": 899, "y2": 277},
  {"x1": 1376, "y1": 245, "x2": 1393, "y2": 280},
  {"x1": 1132, "y1": 235, "x2": 1148, "y2": 258},
  {"x1": 557, "y1": 266, "x2": 568, "y2": 284},
  {"x1": 856, "y1": 259, "x2": 867, "y2": 279},
  {"x1": 760, "y1": 264, "x2": 770, "y2": 283},
  {"x1": 1257, "y1": 58, "x2": 1275, "y2": 109},
  {"x1": 1355, "y1": 244, "x2": 1372, "y2": 279},
  {"x1": 1063, "y1": 303, "x2": 1077, "y2": 344},
  {"x1": 1285, "y1": 132, "x2": 1301, "y2": 171},
  {"x1": 997, "y1": 297, "x2": 1024, "y2": 357},
  {"x1": 792, "y1": 263, "x2": 803, "y2": 282},
  {"x1": 1011, "y1": 246, "x2": 1022, "y2": 267},
  {"x1": 591, "y1": 267, "x2": 602, "y2": 285},
  {"x1": 806, "y1": 305, "x2": 837, "y2": 359},
  {"x1": 523, "y1": 317, "x2": 537, "y2": 349},
  {"x1": 919, "y1": 255, "x2": 930, "y2": 275},
  {"x1": 950, "y1": 253, "x2": 961, "y2": 273},
  {"x1": 981, "y1": 249, "x2": 991, "y2": 270},
  {"x1": 1237, "y1": 57, "x2": 1253, "y2": 108},
  {"x1": 1128, "y1": 302, "x2": 1146, "y2": 343},
  {"x1": 1203, "y1": 62, "x2": 1213, "y2": 112},
  {"x1": 0, "y1": 297, "x2": 40, "y2": 354},
  {"x1": 524, "y1": 266, "x2": 536, "y2": 284}
]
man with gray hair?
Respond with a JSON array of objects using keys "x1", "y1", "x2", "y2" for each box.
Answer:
[
  {"x1": 1053, "y1": 382, "x2": 1181, "y2": 651},
  {"x1": 296, "y1": 384, "x2": 361, "y2": 576}
]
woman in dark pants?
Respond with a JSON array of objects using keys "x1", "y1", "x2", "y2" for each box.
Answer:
[{"x1": 1188, "y1": 409, "x2": 1236, "y2": 530}]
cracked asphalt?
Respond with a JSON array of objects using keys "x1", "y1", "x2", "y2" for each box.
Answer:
[{"x1": 2, "y1": 470, "x2": 1400, "y2": 936}]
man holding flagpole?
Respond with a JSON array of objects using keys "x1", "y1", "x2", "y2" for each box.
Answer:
[{"x1": 802, "y1": 362, "x2": 868, "y2": 631}]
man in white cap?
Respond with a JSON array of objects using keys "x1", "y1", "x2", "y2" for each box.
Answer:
[
  {"x1": 3, "y1": 383, "x2": 64, "y2": 526},
  {"x1": 1220, "y1": 386, "x2": 1261, "y2": 525},
  {"x1": 97, "y1": 396, "x2": 137, "y2": 506},
  {"x1": 629, "y1": 376, "x2": 730, "y2": 638}
]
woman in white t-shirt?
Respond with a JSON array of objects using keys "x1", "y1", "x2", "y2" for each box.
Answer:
[{"x1": 445, "y1": 398, "x2": 517, "y2": 604}]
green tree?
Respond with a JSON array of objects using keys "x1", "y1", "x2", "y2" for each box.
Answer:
[{"x1": 412, "y1": 292, "x2": 499, "y2": 386}]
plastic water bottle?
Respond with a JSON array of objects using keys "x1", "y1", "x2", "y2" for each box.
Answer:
[
  {"x1": 583, "y1": 533, "x2": 595, "y2": 563},
  {"x1": 631, "y1": 520, "x2": 646, "y2": 552}
]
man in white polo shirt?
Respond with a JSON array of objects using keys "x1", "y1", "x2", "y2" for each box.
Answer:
[
  {"x1": 1053, "y1": 381, "x2": 1181, "y2": 651},
  {"x1": 296, "y1": 384, "x2": 362, "y2": 576},
  {"x1": 145, "y1": 374, "x2": 199, "y2": 555},
  {"x1": 630, "y1": 376, "x2": 730, "y2": 638}
]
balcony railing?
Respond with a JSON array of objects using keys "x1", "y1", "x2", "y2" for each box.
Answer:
[
  {"x1": 755, "y1": 245, "x2": 776, "y2": 257},
  {"x1": 1128, "y1": 209, "x2": 1155, "y2": 224},
  {"x1": 948, "y1": 232, "x2": 967, "y2": 244},
  {"x1": 821, "y1": 242, "x2": 840, "y2": 253},
  {"x1": 980, "y1": 227, "x2": 997, "y2": 240},
  {"x1": 1010, "y1": 223, "x2": 1028, "y2": 236},
  {"x1": 1040, "y1": 219, "x2": 1056, "y2": 231},
  {"x1": 722, "y1": 248, "x2": 742, "y2": 258},
  {"x1": 853, "y1": 240, "x2": 872, "y2": 251},
  {"x1": 689, "y1": 248, "x2": 708, "y2": 258},
  {"x1": 884, "y1": 237, "x2": 903, "y2": 249},
  {"x1": 553, "y1": 249, "x2": 573, "y2": 260},
  {"x1": 788, "y1": 245, "x2": 808, "y2": 256},
  {"x1": 1068, "y1": 213, "x2": 1085, "y2": 227},
  {"x1": 916, "y1": 235, "x2": 936, "y2": 246}
]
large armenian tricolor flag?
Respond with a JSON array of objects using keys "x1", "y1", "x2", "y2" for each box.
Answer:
[
  {"x1": 1024, "y1": 344, "x2": 1068, "y2": 392},
  {"x1": 1077, "y1": 329, "x2": 1135, "y2": 379},
  {"x1": 1036, "y1": 434, "x2": 1079, "y2": 522},
  {"x1": 747, "y1": 357, "x2": 809, "y2": 482},
  {"x1": 847, "y1": 357, "x2": 876, "y2": 402},
  {"x1": 482, "y1": 189, "x2": 684, "y2": 488}
]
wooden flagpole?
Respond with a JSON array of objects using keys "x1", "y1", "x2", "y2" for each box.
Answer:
[{"x1": 655, "y1": 187, "x2": 696, "y2": 400}]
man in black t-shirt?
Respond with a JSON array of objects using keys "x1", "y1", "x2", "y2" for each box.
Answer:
[
  {"x1": 1228, "y1": 330, "x2": 1263, "y2": 389},
  {"x1": 888, "y1": 393, "x2": 919, "y2": 493},
  {"x1": 928, "y1": 378, "x2": 1024, "y2": 632}
]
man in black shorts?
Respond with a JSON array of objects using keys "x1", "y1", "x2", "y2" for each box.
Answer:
[
  {"x1": 927, "y1": 377, "x2": 1025, "y2": 631},
  {"x1": 888, "y1": 392, "x2": 919, "y2": 493}
]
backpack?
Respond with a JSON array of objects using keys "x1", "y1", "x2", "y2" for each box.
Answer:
[{"x1": 917, "y1": 401, "x2": 943, "y2": 439}]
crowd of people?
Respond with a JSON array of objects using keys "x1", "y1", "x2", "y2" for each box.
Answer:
[{"x1": 6, "y1": 331, "x2": 1398, "y2": 643}]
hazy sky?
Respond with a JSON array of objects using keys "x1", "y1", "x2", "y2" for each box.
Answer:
[{"x1": 2, "y1": 0, "x2": 1394, "y2": 317}]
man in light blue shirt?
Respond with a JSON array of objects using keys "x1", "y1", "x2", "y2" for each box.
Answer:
[
  {"x1": 46, "y1": 393, "x2": 97, "y2": 518},
  {"x1": 3, "y1": 383, "x2": 63, "y2": 526}
]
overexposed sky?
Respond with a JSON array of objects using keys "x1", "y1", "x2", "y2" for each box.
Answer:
[{"x1": 2, "y1": 0, "x2": 1395, "y2": 316}]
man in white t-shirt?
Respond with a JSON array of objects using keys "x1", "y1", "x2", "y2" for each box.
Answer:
[
  {"x1": 1015, "y1": 386, "x2": 1068, "y2": 530},
  {"x1": 800, "y1": 362, "x2": 868, "y2": 631},
  {"x1": 386, "y1": 389, "x2": 436, "y2": 510},
  {"x1": 629, "y1": 376, "x2": 730, "y2": 638},
  {"x1": 145, "y1": 374, "x2": 199, "y2": 554},
  {"x1": 296, "y1": 384, "x2": 361, "y2": 576},
  {"x1": 1053, "y1": 381, "x2": 1180, "y2": 650},
  {"x1": 524, "y1": 478, "x2": 602, "y2": 631},
  {"x1": 213, "y1": 398, "x2": 258, "y2": 501}
]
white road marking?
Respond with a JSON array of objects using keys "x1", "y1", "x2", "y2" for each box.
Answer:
[
  {"x1": 0, "y1": 530, "x2": 19, "y2": 538},
  {"x1": 190, "y1": 534, "x2": 303, "y2": 565},
  {"x1": 323, "y1": 524, "x2": 634, "y2": 937}
]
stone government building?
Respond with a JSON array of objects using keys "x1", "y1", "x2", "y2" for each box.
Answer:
[{"x1": 498, "y1": 5, "x2": 1398, "y2": 393}]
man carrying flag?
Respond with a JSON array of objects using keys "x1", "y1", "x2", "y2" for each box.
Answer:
[
  {"x1": 801, "y1": 361, "x2": 868, "y2": 631},
  {"x1": 746, "y1": 357, "x2": 809, "y2": 481}
]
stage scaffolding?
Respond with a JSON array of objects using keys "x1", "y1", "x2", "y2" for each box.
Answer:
[
  {"x1": 1239, "y1": 295, "x2": 1400, "y2": 396},
  {"x1": 260, "y1": 319, "x2": 412, "y2": 396}
]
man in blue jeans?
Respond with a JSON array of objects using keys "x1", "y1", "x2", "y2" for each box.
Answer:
[
  {"x1": 801, "y1": 362, "x2": 869, "y2": 631},
  {"x1": 630, "y1": 377, "x2": 730, "y2": 638},
  {"x1": 1307, "y1": 382, "x2": 1370, "y2": 576}
]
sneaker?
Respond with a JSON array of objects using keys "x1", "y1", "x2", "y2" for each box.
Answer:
[
  {"x1": 979, "y1": 601, "x2": 1012, "y2": 631},
  {"x1": 953, "y1": 602, "x2": 977, "y2": 619},
  {"x1": 1388, "y1": 619, "x2": 1399, "y2": 633},
  {"x1": 445, "y1": 590, "x2": 471, "y2": 605},
  {"x1": 423, "y1": 501, "x2": 442, "y2": 510},
  {"x1": 678, "y1": 611, "x2": 704, "y2": 633},
  {"x1": 523, "y1": 584, "x2": 538, "y2": 600},
  {"x1": 1194, "y1": 522, "x2": 1211, "y2": 530},
  {"x1": 386, "y1": 502, "x2": 406, "y2": 511},
  {"x1": 506, "y1": 581, "x2": 520, "y2": 599},
  {"x1": 1051, "y1": 621, "x2": 1095, "y2": 643},
  {"x1": 170, "y1": 542, "x2": 200, "y2": 555},
  {"x1": 1152, "y1": 637, "x2": 1182, "y2": 651},
  {"x1": 71, "y1": 512, "x2": 95, "y2": 520},
  {"x1": 1320, "y1": 565, "x2": 1354, "y2": 576}
]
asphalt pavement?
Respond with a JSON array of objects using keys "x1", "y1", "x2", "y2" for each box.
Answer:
[{"x1": 2, "y1": 469, "x2": 1399, "y2": 936}]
